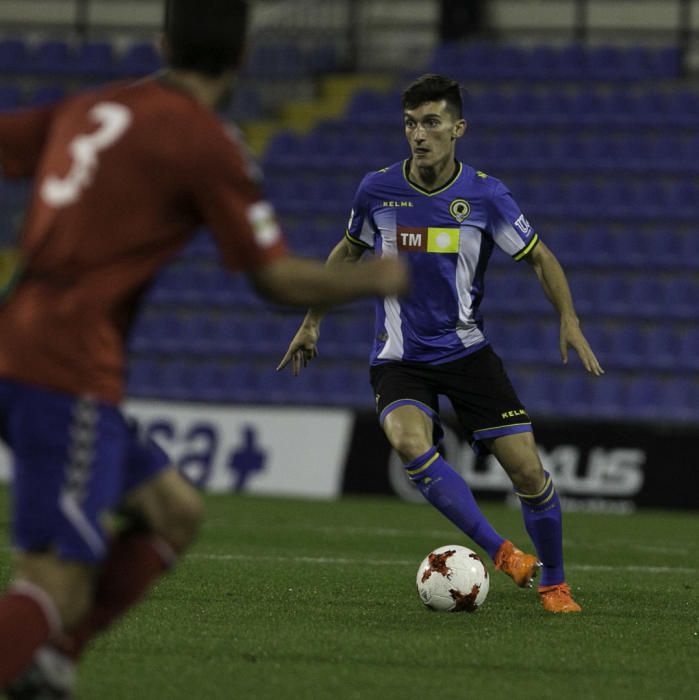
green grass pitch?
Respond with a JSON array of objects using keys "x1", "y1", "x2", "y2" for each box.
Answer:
[{"x1": 1, "y1": 487, "x2": 698, "y2": 699}]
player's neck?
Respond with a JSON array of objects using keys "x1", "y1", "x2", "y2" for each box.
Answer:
[
  {"x1": 159, "y1": 69, "x2": 232, "y2": 110},
  {"x1": 408, "y1": 156, "x2": 458, "y2": 192}
]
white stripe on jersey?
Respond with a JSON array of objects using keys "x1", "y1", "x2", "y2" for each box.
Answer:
[
  {"x1": 455, "y1": 226, "x2": 486, "y2": 348},
  {"x1": 378, "y1": 295, "x2": 404, "y2": 360}
]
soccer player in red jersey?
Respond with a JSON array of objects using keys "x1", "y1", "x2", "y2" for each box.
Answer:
[{"x1": 0, "y1": 1, "x2": 408, "y2": 695}]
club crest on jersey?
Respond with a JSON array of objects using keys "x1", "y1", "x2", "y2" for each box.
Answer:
[
  {"x1": 397, "y1": 226, "x2": 460, "y2": 253},
  {"x1": 449, "y1": 199, "x2": 471, "y2": 223},
  {"x1": 514, "y1": 214, "x2": 532, "y2": 235}
]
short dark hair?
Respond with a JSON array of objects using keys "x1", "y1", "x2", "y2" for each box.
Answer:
[
  {"x1": 402, "y1": 74, "x2": 463, "y2": 118},
  {"x1": 164, "y1": 0, "x2": 248, "y2": 76}
]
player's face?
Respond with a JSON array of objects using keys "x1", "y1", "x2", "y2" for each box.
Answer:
[{"x1": 403, "y1": 100, "x2": 465, "y2": 169}]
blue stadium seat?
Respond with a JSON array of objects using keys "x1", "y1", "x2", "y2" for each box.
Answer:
[
  {"x1": 589, "y1": 375, "x2": 626, "y2": 417},
  {"x1": 515, "y1": 372, "x2": 551, "y2": 415},
  {"x1": 31, "y1": 40, "x2": 71, "y2": 75},
  {"x1": 0, "y1": 39, "x2": 28, "y2": 73},
  {"x1": 118, "y1": 42, "x2": 161, "y2": 76},
  {"x1": 663, "y1": 277, "x2": 698, "y2": 319},
  {"x1": 555, "y1": 45, "x2": 586, "y2": 80},
  {"x1": 588, "y1": 46, "x2": 626, "y2": 80},
  {"x1": 72, "y1": 41, "x2": 114, "y2": 77},
  {"x1": 264, "y1": 130, "x2": 304, "y2": 166},
  {"x1": 525, "y1": 46, "x2": 557, "y2": 81},
  {"x1": 659, "y1": 377, "x2": 698, "y2": 422},
  {"x1": 644, "y1": 325, "x2": 681, "y2": 370},
  {"x1": 126, "y1": 357, "x2": 159, "y2": 396},
  {"x1": 625, "y1": 377, "x2": 663, "y2": 419},
  {"x1": 0, "y1": 86, "x2": 21, "y2": 111},
  {"x1": 651, "y1": 47, "x2": 681, "y2": 77},
  {"x1": 30, "y1": 86, "x2": 67, "y2": 107},
  {"x1": 635, "y1": 90, "x2": 669, "y2": 125},
  {"x1": 552, "y1": 374, "x2": 592, "y2": 416},
  {"x1": 627, "y1": 276, "x2": 664, "y2": 317},
  {"x1": 678, "y1": 328, "x2": 699, "y2": 373},
  {"x1": 607, "y1": 324, "x2": 646, "y2": 369},
  {"x1": 244, "y1": 43, "x2": 304, "y2": 80},
  {"x1": 130, "y1": 311, "x2": 180, "y2": 353}
]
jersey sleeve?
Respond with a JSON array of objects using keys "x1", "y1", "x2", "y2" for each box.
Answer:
[
  {"x1": 486, "y1": 180, "x2": 540, "y2": 261},
  {"x1": 345, "y1": 174, "x2": 375, "y2": 250},
  {"x1": 0, "y1": 106, "x2": 56, "y2": 178},
  {"x1": 189, "y1": 124, "x2": 288, "y2": 272}
]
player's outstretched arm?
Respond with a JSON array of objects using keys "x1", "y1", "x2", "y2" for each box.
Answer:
[
  {"x1": 276, "y1": 237, "x2": 367, "y2": 374},
  {"x1": 524, "y1": 241, "x2": 604, "y2": 376}
]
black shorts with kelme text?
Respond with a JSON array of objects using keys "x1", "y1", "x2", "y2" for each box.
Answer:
[{"x1": 369, "y1": 345, "x2": 532, "y2": 451}]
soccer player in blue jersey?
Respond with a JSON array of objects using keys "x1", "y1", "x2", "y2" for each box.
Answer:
[{"x1": 279, "y1": 74, "x2": 603, "y2": 614}]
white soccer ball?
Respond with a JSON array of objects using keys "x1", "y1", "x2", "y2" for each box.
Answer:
[{"x1": 416, "y1": 544, "x2": 490, "y2": 612}]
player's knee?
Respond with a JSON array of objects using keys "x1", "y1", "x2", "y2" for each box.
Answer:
[
  {"x1": 125, "y1": 469, "x2": 204, "y2": 552},
  {"x1": 161, "y1": 483, "x2": 204, "y2": 552},
  {"x1": 387, "y1": 429, "x2": 432, "y2": 463},
  {"x1": 505, "y1": 452, "x2": 545, "y2": 494},
  {"x1": 176, "y1": 487, "x2": 204, "y2": 544}
]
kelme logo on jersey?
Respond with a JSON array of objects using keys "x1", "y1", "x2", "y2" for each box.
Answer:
[
  {"x1": 396, "y1": 226, "x2": 460, "y2": 253},
  {"x1": 449, "y1": 199, "x2": 471, "y2": 223}
]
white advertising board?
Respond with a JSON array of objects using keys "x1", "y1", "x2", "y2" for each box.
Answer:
[{"x1": 0, "y1": 400, "x2": 353, "y2": 499}]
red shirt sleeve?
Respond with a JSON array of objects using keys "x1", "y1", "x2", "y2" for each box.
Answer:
[
  {"x1": 0, "y1": 105, "x2": 56, "y2": 178},
  {"x1": 189, "y1": 122, "x2": 288, "y2": 272}
]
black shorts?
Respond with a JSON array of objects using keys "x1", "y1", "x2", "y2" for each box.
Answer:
[{"x1": 369, "y1": 345, "x2": 532, "y2": 452}]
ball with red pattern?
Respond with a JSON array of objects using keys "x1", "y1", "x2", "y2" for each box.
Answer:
[{"x1": 416, "y1": 544, "x2": 489, "y2": 612}]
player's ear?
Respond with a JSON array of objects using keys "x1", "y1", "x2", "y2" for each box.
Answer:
[{"x1": 453, "y1": 119, "x2": 467, "y2": 140}]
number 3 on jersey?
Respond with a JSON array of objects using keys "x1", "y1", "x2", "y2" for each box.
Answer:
[{"x1": 41, "y1": 102, "x2": 132, "y2": 208}]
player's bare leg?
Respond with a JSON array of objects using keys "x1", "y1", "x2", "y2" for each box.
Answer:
[
  {"x1": 487, "y1": 432, "x2": 581, "y2": 612},
  {"x1": 7, "y1": 468, "x2": 203, "y2": 697},
  {"x1": 384, "y1": 405, "x2": 533, "y2": 577},
  {"x1": 57, "y1": 467, "x2": 203, "y2": 658},
  {"x1": 0, "y1": 552, "x2": 92, "y2": 693}
]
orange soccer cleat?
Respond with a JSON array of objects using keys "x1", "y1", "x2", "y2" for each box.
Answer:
[
  {"x1": 494, "y1": 540, "x2": 541, "y2": 588},
  {"x1": 538, "y1": 583, "x2": 582, "y2": 613}
]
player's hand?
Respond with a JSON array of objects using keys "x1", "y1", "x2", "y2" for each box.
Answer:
[
  {"x1": 560, "y1": 316, "x2": 604, "y2": 376},
  {"x1": 276, "y1": 324, "x2": 320, "y2": 375}
]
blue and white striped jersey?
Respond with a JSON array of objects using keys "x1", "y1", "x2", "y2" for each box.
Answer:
[{"x1": 346, "y1": 160, "x2": 539, "y2": 365}]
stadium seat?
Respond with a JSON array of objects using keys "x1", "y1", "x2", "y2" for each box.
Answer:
[
  {"x1": 606, "y1": 324, "x2": 646, "y2": 370},
  {"x1": 30, "y1": 85, "x2": 67, "y2": 107},
  {"x1": 525, "y1": 46, "x2": 557, "y2": 81},
  {"x1": 72, "y1": 41, "x2": 114, "y2": 77},
  {"x1": 644, "y1": 325, "x2": 681, "y2": 370},
  {"x1": 126, "y1": 357, "x2": 159, "y2": 396},
  {"x1": 659, "y1": 377, "x2": 698, "y2": 422},
  {"x1": 118, "y1": 42, "x2": 161, "y2": 76},
  {"x1": 31, "y1": 40, "x2": 71, "y2": 75},
  {"x1": 0, "y1": 85, "x2": 21, "y2": 111},
  {"x1": 589, "y1": 375, "x2": 626, "y2": 418},
  {"x1": 0, "y1": 39, "x2": 28, "y2": 73}
]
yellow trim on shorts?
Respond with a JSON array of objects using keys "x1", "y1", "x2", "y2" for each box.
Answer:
[{"x1": 472, "y1": 421, "x2": 532, "y2": 434}]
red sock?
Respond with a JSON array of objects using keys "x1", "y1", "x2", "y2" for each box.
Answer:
[
  {"x1": 0, "y1": 581, "x2": 61, "y2": 688},
  {"x1": 58, "y1": 532, "x2": 176, "y2": 660}
]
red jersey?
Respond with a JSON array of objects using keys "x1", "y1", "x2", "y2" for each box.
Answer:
[{"x1": 0, "y1": 78, "x2": 288, "y2": 403}]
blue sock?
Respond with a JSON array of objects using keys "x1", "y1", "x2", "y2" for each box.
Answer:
[
  {"x1": 517, "y1": 471, "x2": 565, "y2": 586},
  {"x1": 406, "y1": 447, "x2": 505, "y2": 561}
]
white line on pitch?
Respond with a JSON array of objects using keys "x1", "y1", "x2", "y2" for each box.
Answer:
[{"x1": 188, "y1": 553, "x2": 698, "y2": 575}]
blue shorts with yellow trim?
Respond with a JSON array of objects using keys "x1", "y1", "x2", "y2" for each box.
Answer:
[
  {"x1": 369, "y1": 345, "x2": 532, "y2": 454},
  {"x1": 0, "y1": 378, "x2": 170, "y2": 563}
]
